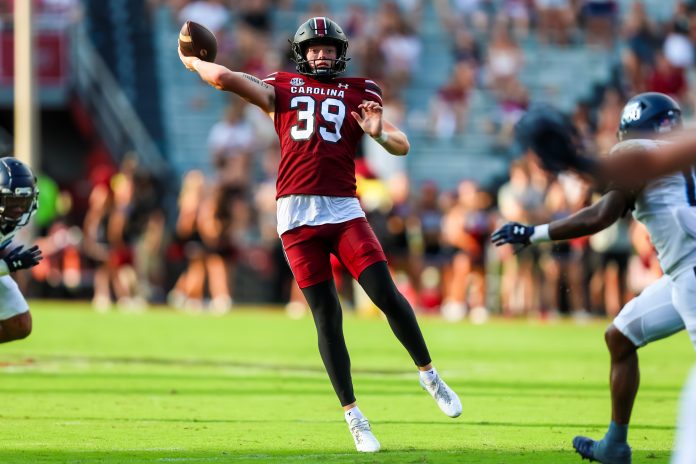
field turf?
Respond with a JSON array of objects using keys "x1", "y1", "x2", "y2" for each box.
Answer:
[{"x1": 0, "y1": 301, "x2": 692, "y2": 463}]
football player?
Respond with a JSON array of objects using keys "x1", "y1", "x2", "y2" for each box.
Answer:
[
  {"x1": 493, "y1": 92, "x2": 695, "y2": 464},
  {"x1": 0, "y1": 157, "x2": 42, "y2": 344},
  {"x1": 178, "y1": 17, "x2": 461, "y2": 452}
]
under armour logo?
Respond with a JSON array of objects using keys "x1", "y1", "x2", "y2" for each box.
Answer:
[
  {"x1": 338, "y1": 83, "x2": 349, "y2": 89},
  {"x1": 12, "y1": 260, "x2": 21, "y2": 267},
  {"x1": 513, "y1": 226, "x2": 524, "y2": 235}
]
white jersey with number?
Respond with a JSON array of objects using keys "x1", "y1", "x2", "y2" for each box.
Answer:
[
  {"x1": 610, "y1": 138, "x2": 696, "y2": 276},
  {"x1": 609, "y1": 138, "x2": 696, "y2": 352}
]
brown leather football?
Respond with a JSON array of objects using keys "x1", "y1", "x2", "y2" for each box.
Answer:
[{"x1": 178, "y1": 20, "x2": 217, "y2": 63}]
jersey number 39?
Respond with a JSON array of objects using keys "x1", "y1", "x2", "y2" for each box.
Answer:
[{"x1": 290, "y1": 96, "x2": 345, "y2": 143}]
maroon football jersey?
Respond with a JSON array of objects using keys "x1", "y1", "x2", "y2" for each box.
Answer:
[{"x1": 262, "y1": 71, "x2": 383, "y2": 199}]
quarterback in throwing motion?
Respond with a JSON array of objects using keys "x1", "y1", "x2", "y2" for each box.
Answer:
[
  {"x1": 179, "y1": 17, "x2": 461, "y2": 452},
  {"x1": 0, "y1": 157, "x2": 43, "y2": 344}
]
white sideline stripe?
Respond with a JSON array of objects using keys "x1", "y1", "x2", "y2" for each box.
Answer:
[
  {"x1": 365, "y1": 79, "x2": 377, "y2": 85},
  {"x1": 263, "y1": 78, "x2": 276, "y2": 82}
]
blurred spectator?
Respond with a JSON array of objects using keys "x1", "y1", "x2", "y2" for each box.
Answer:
[
  {"x1": 485, "y1": 23, "x2": 524, "y2": 94},
  {"x1": 196, "y1": 183, "x2": 242, "y2": 313},
  {"x1": 381, "y1": 173, "x2": 421, "y2": 302},
  {"x1": 81, "y1": 183, "x2": 120, "y2": 311},
  {"x1": 535, "y1": 0, "x2": 576, "y2": 45},
  {"x1": 441, "y1": 180, "x2": 490, "y2": 320},
  {"x1": 436, "y1": 0, "x2": 496, "y2": 35},
  {"x1": 452, "y1": 28, "x2": 483, "y2": 68},
  {"x1": 588, "y1": 216, "x2": 632, "y2": 317},
  {"x1": 489, "y1": 78, "x2": 529, "y2": 150},
  {"x1": 105, "y1": 158, "x2": 147, "y2": 310},
  {"x1": 594, "y1": 87, "x2": 625, "y2": 154},
  {"x1": 134, "y1": 207, "x2": 167, "y2": 304},
  {"x1": 646, "y1": 51, "x2": 688, "y2": 103},
  {"x1": 664, "y1": 10, "x2": 694, "y2": 69},
  {"x1": 538, "y1": 180, "x2": 586, "y2": 317},
  {"x1": 495, "y1": 160, "x2": 545, "y2": 316},
  {"x1": 177, "y1": 0, "x2": 230, "y2": 35},
  {"x1": 31, "y1": 192, "x2": 83, "y2": 297},
  {"x1": 581, "y1": 0, "x2": 618, "y2": 47},
  {"x1": 208, "y1": 98, "x2": 257, "y2": 189},
  {"x1": 375, "y1": 1, "x2": 422, "y2": 92},
  {"x1": 428, "y1": 61, "x2": 476, "y2": 139},
  {"x1": 500, "y1": 0, "x2": 531, "y2": 39},
  {"x1": 357, "y1": 35, "x2": 387, "y2": 82},
  {"x1": 571, "y1": 99, "x2": 598, "y2": 155},
  {"x1": 168, "y1": 170, "x2": 207, "y2": 311},
  {"x1": 236, "y1": 0, "x2": 273, "y2": 33},
  {"x1": 225, "y1": 21, "x2": 274, "y2": 76},
  {"x1": 301, "y1": 1, "x2": 329, "y2": 20},
  {"x1": 627, "y1": 220, "x2": 662, "y2": 297},
  {"x1": 621, "y1": 1, "x2": 660, "y2": 94}
]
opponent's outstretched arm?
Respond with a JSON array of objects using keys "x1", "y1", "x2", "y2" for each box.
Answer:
[
  {"x1": 491, "y1": 190, "x2": 628, "y2": 248},
  {"x1": 352, "y1": 101, "x2": 410, "y2": 156},
  {"x1": 179, "y1": 48, "x2": 275, "y2": 115},
  {"x1": 600, "y1": 133, "x2": 696, "y2": 188}
]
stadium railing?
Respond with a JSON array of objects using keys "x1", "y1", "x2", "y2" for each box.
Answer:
[{"x1": 71, "y1": 23, "x2": 169, "y2": 174}]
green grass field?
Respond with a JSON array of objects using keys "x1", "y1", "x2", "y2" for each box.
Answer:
[{"x1": 0, "y1": 301, "x2": 693, "y2": 463}]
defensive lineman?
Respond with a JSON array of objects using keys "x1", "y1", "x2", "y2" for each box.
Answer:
[
  {"x1": 493, "y1": 92, "x2": 695, "y2": 464},
  {"x1": 0, "y1": 157, "x2": 43, "y2": 343}
]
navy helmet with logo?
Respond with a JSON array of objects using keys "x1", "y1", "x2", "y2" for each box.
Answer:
[
  {"x1": 290, "y1": 17, "x2": 349, "y2": 78},
  {"x1": 0, "y1": 157, "x2": 38, "y2": 228},
  {"x1": 618, "y1": 92, "x2": 682, "y2": 141}
]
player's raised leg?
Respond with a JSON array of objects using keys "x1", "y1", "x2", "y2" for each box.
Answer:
[
  {"x1": 574, "y1": 276, "x2": 684, "y2": 464},
  {"x1": 357, "y1": 261, "x2": 462, "y2": 418}
]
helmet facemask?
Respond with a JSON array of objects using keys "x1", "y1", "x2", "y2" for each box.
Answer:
[
  {"x1": 290, "y1": 17, "x2": 350, "y2": 79},
  {"x1": 292, "y1": 39, "x2": 349, "y2": 78},
  {"x1": 0, "y1": 186, "x2": 38, "y2": 228}
]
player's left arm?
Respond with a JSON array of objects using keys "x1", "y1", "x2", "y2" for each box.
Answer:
[{"x1": 351, "y1": 101, "x2": 410, "y2": 156}]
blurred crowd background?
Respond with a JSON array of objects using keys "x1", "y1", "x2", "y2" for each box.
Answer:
[{"x1": 0, "y1": 0, "x2": 693, "y2": 321}]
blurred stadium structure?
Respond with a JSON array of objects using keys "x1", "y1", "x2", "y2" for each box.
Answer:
[{"x1": 0, "y1": 0, "x2": 692, "y2": 318}]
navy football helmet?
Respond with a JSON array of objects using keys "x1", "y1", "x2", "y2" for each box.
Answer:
[
  {"x1": 618, "y1": 92, "x2": 682, "y2": 141},
  {"x1": 290, "y1": 17, "x2": 349, "y2": 78},
  {"x1": 0, "y1": 157, "x2": 38, "y2": 228}
]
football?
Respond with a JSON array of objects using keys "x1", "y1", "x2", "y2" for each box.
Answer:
[{"x1": 178, "y1": 20, "x2": 217, "y2": 63}]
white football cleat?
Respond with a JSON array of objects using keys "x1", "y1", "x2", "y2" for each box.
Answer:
[
  {"x1": 348, "y1": 417, "x2": 381, "y2": 452},
  {"x1": 420, "y1": 374, "x2": 462, "y2": 418}
]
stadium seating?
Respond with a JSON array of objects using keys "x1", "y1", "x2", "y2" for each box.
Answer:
[{"x1": 150, "y1": 1, "x2": 618, "y2": 189}]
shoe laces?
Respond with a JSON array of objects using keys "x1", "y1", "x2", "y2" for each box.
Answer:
[
  {"x1": 429, "y1": 375, "x2": 452, "y2": 404},
  {"x1": 350, "y1": 418, "x2": 371, "y2": 443}
]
